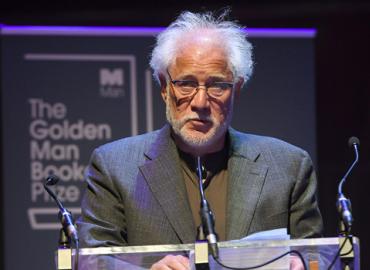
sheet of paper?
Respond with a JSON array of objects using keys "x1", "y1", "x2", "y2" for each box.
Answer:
[{"x1": 239, "y1": 228, "x2": 290, "y2": 241}]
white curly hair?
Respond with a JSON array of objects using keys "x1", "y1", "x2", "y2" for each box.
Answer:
[{"x1": 150, "y1": 10, "x2": 254, "y2": 84}]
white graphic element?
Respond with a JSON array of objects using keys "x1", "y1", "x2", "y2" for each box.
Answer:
[
  {"x1": 28, "y1": 207, "x2": 81, "y2": 230},
  {"x1": 145, "y1": 69, "x2": 154, "y2": 132},
  {"x1": 24, "y1": 53, "x2": 138, "y2": 136},
  {"x1": 100, "y1": 68, "x2": 124, "y2": 86}
]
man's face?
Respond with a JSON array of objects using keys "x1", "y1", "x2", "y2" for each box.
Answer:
[{"x1": 161, "y1": 39, "x2": 242, "y2": 154}]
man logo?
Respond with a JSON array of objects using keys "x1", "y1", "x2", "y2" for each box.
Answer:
[
  {"x1": 100, "y1": 68, "x2": 124, "y2": 86},
  {"x1": 99, "y1": 68, "x2": 125, "y2": 98}
]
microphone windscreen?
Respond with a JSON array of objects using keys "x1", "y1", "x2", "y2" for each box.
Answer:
[
  {"x1": 348, "y1": 136, "x2": 360, "y2": 147},
  {"x1": 45, "y1": 175, "x2": 60, "y2": 186}
]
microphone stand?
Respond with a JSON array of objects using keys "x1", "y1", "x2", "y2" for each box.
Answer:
[
  {"x1": 44, "y1": 175, "x2": 79, "y2": 270},
  {"x1": 194, "y1": 157, "x2": 219, "y2": 270},
  {"x1": 334, "y1": 137, "x2": 359, "y2": 270}
]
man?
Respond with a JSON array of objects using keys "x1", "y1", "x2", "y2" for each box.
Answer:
[{"x1": 78, "y1": 11, "x2": 323, "y2": 270}]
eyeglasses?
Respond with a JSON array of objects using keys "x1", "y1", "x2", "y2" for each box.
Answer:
[{"x1": 167, "y1": 70, "x2": 234, "y2": 98}]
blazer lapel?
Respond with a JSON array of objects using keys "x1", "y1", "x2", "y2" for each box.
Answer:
[
  {"x1": 139, "y1": 125, "x2": 196, "y2": 243},
  {"x1": 226, "y1": 129, "x2": 268, "y2": 240}
]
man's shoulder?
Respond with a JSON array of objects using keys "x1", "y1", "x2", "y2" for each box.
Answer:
[{"x1": 230, "y1": 129, "x2": 309, "y2": 158}]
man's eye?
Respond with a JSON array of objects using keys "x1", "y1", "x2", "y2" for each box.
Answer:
[{"x1": 210, "y1": 82, "x2": 232, "y2": 90}]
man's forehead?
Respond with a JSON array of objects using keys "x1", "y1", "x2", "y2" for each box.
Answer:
[
  {"x1": 164, "y1": 30, "x2": 232, "y2": 77},
  {"x1": 168, "y1": 50, "x2": 231, "y2": 81}
]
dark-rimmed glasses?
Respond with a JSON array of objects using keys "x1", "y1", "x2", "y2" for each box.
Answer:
[{"x1": 167, "y1": 70, "x2": 234, "y2": 98}]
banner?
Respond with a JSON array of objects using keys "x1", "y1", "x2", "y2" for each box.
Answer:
[{"x1": 1, "y1": 26, "x2": 316, "y2": 270}]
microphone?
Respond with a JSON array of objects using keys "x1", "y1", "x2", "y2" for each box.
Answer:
[
  {"x1": 336, "y1": 137, "x2": 360, "y2": 231},
  {"x1": 44, "y1": 175, "x2": 79, "y2": 244},
  {"x1": 348, "y1": 136, "x2": 360, "y2": 159},
  {"x1": 196, "y1": 157, "x2": 219, "y2": 259}
]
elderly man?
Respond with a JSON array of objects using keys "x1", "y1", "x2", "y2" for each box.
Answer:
[{"x1": 78, "y1": 11, "x2": 323, "y2": 270}]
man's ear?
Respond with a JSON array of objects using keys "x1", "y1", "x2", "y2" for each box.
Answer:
[
  {"x1": 234, "y1": 77, "x2": 244, "y2": 99},
  {"x1": 159, "y1": 73, "x2": 168, "y2": 102}
]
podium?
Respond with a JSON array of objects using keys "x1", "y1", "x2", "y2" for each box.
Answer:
[{"x1": 56, "y1": 237, "x2": 360, "y2": 270}]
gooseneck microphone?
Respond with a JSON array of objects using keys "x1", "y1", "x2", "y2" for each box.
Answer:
[
  {"x1": 44, "y1": 175, "x2": 79, "y2": 244},
  {"x1": 196, "y1": 157, "x2": 219, "y2": 259},
  {"x1": 336, "y1": 136, "x2": 360, "y2": 231}
]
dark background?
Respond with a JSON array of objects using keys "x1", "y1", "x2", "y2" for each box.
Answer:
[{"x1": 1, "y1": 0, "x2": 369, "y2": 268}]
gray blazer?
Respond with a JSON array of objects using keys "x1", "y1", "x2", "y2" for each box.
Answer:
[{"x1": 78, "y1": 124, "x2": 323, "y2": 247}]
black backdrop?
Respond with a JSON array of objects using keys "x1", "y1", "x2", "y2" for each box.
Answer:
[{"x1": 1, "y1": 1, "x2": 369, "y2": 269}]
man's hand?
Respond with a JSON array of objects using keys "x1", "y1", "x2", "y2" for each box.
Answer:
[
  {"x1": 151, "y1": 255, "x2": 190, "y2": 270},
  {"x1": 290, "y1": 255, "x2": 304, "y2": 270}
]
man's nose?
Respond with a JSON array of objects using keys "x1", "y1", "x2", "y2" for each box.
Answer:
[{"x1": 190, "y1": 87, "x2": 210, "y2": 111}]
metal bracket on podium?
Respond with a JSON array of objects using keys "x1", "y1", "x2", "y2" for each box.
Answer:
[
  {"x1": 57, "y1": 248, "x2": 72, "y2": 270},
  {"x1": 340, "y1": 236, "x2": 355, "y2": 270},
  {"x1": 194, "y1": 240, "x2": 210, "y2": 270},
  {"x1": 57, "y1": 228, "x2": 72, "y2": 270}
]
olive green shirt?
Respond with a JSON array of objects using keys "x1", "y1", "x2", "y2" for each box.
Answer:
[{"x1": 178, "y1": 144, "x2": 229, "y2": 241}]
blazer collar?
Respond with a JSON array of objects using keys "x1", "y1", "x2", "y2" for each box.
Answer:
[
  {"x1": 226, "y1": 128, "x2": 268, "y2": 240},
  {"x1": 140, "y1": 124, "x2": 196, "y2": 243},
  {"x1": 228, "y1": 127, "x2": 261, "y2": 162}
]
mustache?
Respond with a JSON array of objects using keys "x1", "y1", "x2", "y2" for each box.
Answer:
[{"x1": 178, "y1": 114, "x2": 214, "y2": 125}]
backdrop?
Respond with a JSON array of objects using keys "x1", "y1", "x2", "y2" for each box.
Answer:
[{"x1": 1, "y1": 26, "x2": 316, "y2": 270}]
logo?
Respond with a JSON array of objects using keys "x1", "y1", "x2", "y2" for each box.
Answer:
[{"x1": 99, "y1": 68, "x2": 125, "y2": 98}]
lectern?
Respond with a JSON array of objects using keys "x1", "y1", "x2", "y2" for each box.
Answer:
[{"x1": 56, "y1": 237, "x2": 360, "y2": 270}]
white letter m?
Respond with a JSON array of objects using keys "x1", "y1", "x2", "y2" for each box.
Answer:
[{"x1": 100, "y1": 68, "x2": 124, "y2": 86}]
